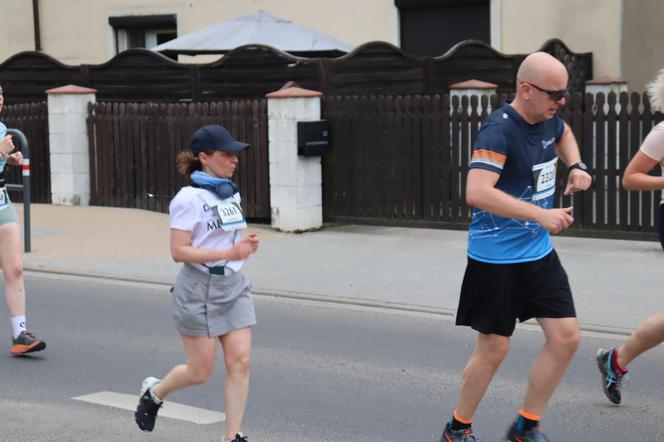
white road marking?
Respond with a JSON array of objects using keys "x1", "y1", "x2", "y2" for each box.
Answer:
[{"x1": 72, "y1": 391, "x2": 225, "y2": 424}]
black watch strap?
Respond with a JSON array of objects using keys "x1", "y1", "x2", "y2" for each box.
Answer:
[{"x1": 568, "y1": 161, "x2": 588, "y2": 172}]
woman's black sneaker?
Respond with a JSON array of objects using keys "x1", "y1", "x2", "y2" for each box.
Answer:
[{"x1": 134, "y1": 377, "x2": 163, "y2": 432}]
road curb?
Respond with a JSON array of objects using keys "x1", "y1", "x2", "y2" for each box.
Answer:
[{"x1": 24, "y1": 267, "x2": 635, "y2": 337}]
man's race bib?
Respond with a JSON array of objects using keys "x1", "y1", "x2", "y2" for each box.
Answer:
[
  {"x1": 213, "y1": 200, "x2": 247, "y2": 231},
  {"x1": 532, "y1": 157, "x2": 558, "y2": 201}
]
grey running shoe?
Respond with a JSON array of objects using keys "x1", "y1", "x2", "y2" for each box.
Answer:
[
  {"x1": 226, "y1": 433, "x2": 248, "y2": 442},
  {"x1": 441, "y1": 426, "x2": 479, "y2": 442},
  {"x1": 11, "y1": 331, "x2": 46, "y2": 356},
  {"x1": 505, "y1": 423, "x2": 550, "y2": 442},
  {"x1": 596, "y1": 347, "x2": 626, "y2": 404},
  {"x1": 134, "y1": 377, "x2": 163, "y2": 432}
]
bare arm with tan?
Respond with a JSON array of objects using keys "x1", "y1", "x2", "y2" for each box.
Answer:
[
  {"x1": 0, "y1": 135, "x2": 14, "y2": 156},
  {"x1": 466, "y1": 168, "x2": 573, "y2": 234},
  {"x1": 170, "y1": 229, "x2": 259, "y2": 263},
  {"x1": 623, "y1": 124, "x2": 664, "y2": 190},
  {"x1": 622, "y1": 151, "x2": 664, "y2": 190}
]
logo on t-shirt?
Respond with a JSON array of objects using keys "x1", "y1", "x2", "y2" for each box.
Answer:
[{"x1": 541, "y1": 137, "x2": 555, "y2": 150}]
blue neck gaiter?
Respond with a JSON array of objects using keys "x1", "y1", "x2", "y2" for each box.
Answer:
[{"x1": 190, "y1": 170, "x2": 239, "y2": 199}]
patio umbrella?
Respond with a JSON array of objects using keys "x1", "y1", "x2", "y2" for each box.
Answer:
[{"x1": 151, "y1": 10, "x2": 353, "y2": 57}]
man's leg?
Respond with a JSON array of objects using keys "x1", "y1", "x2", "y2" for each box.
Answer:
[
  {"x1": 455, "y1": 332, "x2": 510, "y2": 420},
  {"x1": 522, "y1": 317, "x2": 580, "y2": 415}
]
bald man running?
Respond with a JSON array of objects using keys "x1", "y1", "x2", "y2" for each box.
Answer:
[{"x1": 440, "y1": 52, "x2": 592, "y2": 442}]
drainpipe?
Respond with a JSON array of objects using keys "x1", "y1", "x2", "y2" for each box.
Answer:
[{"x1": 32, "y1": 0, "x2": 41, "y2": 51}]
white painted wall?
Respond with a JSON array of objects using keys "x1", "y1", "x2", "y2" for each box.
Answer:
[{"x1": 494, "y1": 0, "x2": 623, "y2": 81}]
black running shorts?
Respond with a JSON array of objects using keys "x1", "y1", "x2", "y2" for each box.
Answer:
[{"x1": 455, "y1": 249, "x2": 575, "y2": 337}]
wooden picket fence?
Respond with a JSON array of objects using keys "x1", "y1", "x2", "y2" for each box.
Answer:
[
  {"x1": 322, "y1": 92, "x2": 664, "y2": 237},
  {"x1": 87, "y1": 100, "x2": 269, "y2": 219},
  {"x1": 2, "y1": 101, "x2": 50, "y2": 203}
]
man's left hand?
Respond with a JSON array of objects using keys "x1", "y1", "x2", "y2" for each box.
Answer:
[{"x1": 564, "y1": 169, "x2": 592, "y2": 196}]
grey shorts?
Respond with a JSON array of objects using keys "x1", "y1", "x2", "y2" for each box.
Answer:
[
  {"x1": 0, "y1": 202, "x2": 18, "y2": 226},
  {"x1": 172, "y1": 264, "x2": 256, "y2": 337}
]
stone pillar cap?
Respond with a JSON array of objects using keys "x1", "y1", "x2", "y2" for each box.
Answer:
[
  {"x1": 266, "y1": 86, "x2": 322, "y2": 98},
  {"x1": 585, "y1": 77, "x2": 627, "y2": 85},
  {"x1": 449, "y1": 79, "x2": 498, "y2": 89},
  {"x1": 46, "y1": 84, "x2": 97, "y2": 95}
]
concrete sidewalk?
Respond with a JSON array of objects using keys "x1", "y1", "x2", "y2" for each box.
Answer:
[{"x1": 16, "y1": 203, "x2": 664, "y2": 333}]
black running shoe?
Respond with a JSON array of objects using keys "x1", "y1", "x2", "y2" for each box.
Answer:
[
  {"x1": 505, "y1": 423, "x2": 550, "y2": 442},
  {"x1": 134, "y1": 377, "x2": 162, "y2": 432},
  {"x1": 227, "y1": 433, "x2": 248, "y2": 442},
  {"x1": 11, "y1": 331, "x2": 46, "y2": 356},
  {"x1": 596, "y1": 347, "x2": 626, "y2": 404},
  {"x1": 441, "y1": 425, "x2": 479, "y2": 442}
]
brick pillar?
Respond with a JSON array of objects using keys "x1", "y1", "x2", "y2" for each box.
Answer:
[
  {"x1": 266, "y1": 86, "x2": 323, "y2": 232},
  {"x1": 46, "y1": 84, "x2": 96, "y2": 205}
]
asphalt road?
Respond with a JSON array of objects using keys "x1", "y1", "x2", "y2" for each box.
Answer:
[{"x1": 0, "y1": 273, "x2": 663, "y2": 441}]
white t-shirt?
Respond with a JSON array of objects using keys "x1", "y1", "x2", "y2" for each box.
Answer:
[
  {"x1": 169, "y1": 186, "x2": 246, "y2": 273},
  {"x1": 639, "y1": 121, "x2": 664, "y2": 204}
]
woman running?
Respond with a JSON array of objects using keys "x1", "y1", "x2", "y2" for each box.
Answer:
[
  {"x1": 596, "y1": 68, "x2": 664, "y2": 404},
  {"x1": 0, "y1": 85, "x2": 46, "y2": 356},
  {"x1": 134, "y1": 124, "x2": 259, "y2": 442}
]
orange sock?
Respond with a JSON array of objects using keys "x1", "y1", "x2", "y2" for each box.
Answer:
[
  {"x1": 516, "y1": 408, "x2": 540, "y2": 433},
  {"x1": 448, "y1": 410, "x2": 472, "y2": 431}
]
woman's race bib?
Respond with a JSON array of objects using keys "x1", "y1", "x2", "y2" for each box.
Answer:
[
  {"x1": 532, "y1": 157, "x2": 558, "y2": 201},
  {"x1": 213, "y1": 200, "x2": 247, "y2": 231}
]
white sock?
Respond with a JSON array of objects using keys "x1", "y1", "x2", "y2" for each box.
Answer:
[
  {"x1": 11, "y1": 315, "x2": 26, "y2": 339},
  {"x1": 150, "y1": 386, "x2": 163, "y2": 404}
]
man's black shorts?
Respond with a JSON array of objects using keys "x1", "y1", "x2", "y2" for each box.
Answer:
[{"x1": 455, "y1": 249, "x2": 575, "y2": 337}]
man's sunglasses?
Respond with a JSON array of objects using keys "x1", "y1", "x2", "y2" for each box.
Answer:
[{"x1": 521, "y1": 82, "x2": 569, "y2": 101}]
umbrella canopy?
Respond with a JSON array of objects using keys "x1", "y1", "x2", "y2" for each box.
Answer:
[{"x1": 152, "y1": 10, "x2": 353, "y2": 56}]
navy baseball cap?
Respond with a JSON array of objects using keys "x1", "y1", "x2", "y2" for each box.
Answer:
[{"x1": 189, "y1": 124, "x2": 250, "y2": 154}]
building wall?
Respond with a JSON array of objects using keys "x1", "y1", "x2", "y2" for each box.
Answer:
[
  {"x1": 0, "y1": 1, "x2": 36, "y2": 60},
  {"x1": 494, "y1": 0, "x2": 623, "y2": 82},
  {"x1": 0, "y1": 0, "x2": 398, "y2": 65},
  {"x1": 622, "y1": 0, "x2": 664, "y2": 92}
]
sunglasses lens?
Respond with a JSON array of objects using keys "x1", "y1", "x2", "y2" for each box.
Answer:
[{"x1": 550, "y1": 90, "x2": 568, "y2": 101}]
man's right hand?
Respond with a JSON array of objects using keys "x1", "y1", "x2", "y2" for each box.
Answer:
[
  {"x1": 536, "y1": 206, "x2": 574, "y2": 234},
  {"x1": 0, "y1": 135, "x2": 14, "y2": 156}
]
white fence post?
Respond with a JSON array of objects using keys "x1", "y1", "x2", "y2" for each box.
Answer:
[
  {"x1": 46, "y1": 84, "x2": 96, "y2": 206},
  {"x1": 449, "y1": 79, "x2": 498, "y2": 114},
  {"x1": 585, "y1": 77, "x2": 628, "y2": 112},
  {"x1": 266, "y1": 85, "x2": 323, "y2": 232}
]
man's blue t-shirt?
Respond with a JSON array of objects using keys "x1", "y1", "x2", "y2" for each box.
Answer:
[{"x1": 467, "y1": 103, "x2": 565, "y2": 264}]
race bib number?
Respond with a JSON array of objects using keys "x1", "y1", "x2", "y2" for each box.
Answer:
[
  {"x1": 213, "y1": 200, "x2": 246, "y2": 231},
  {"x1": 532, "y1": 157, "x2": 558, "y2": 201}
]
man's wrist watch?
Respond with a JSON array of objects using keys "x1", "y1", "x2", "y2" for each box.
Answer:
[{"x1": 568, "y1": 161, "x2": 588, "y2": 173}]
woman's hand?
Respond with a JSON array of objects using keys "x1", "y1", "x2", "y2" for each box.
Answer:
[
  {"x1": 0, "y1": 135, "x2": 14, "y2": 156},
  {"x1": 227, "y1": 241, "x2": 254, "y2": 261},
  {"x1": 245, "y1": 233, "x2": 260, "y2": 252},
  {"x1": 227, "y1": 234, "x2": 260, "y2": 260},
  {"x1": 7, "y1": 151, "x2": 22, "y2": 166}
]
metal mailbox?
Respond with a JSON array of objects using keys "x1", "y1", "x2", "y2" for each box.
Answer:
[{"x1": 297, "y1": 120, "x2": 329, "y2": 156}]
